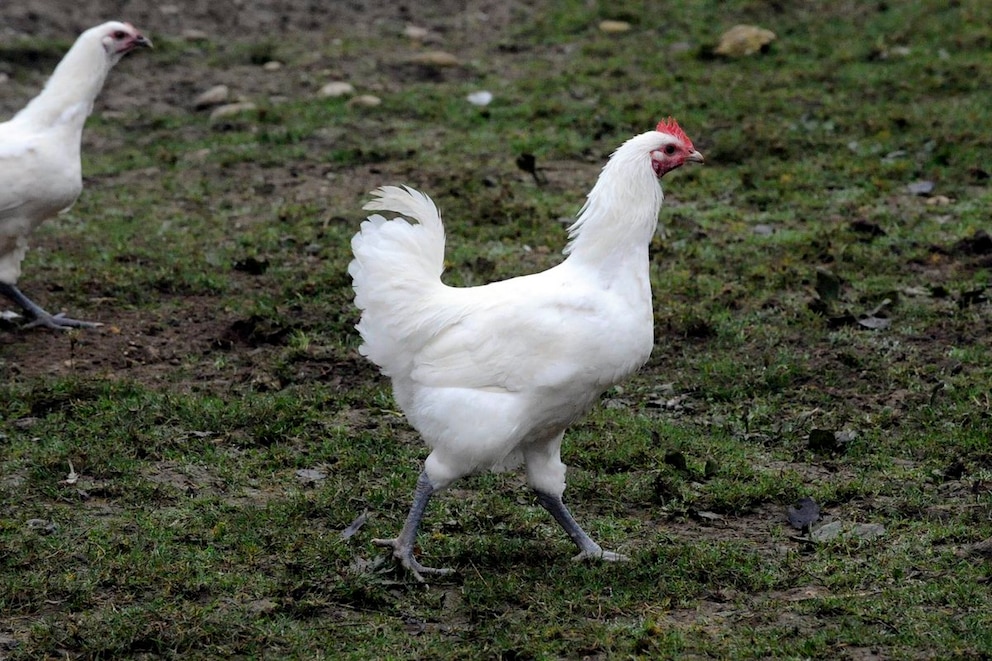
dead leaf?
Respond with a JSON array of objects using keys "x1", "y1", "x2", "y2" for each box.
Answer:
[
  {"x1": 849, "y1": 523, "x2": 886, "y2": 540},
  {"x1": 906, "y1": 180, "x2": 935, "y2": 196},
  {"x1": 807, "y1": 520, "x2": 885, "y2": 543},
  {"x1": 341, "y1": 512, "x2": 368, "y2": 540},
  {"x1": 809, "y1": 521, "x2": 843, "y2": 542},
  {"x1": 26, "y1": 519, "x2": 58, "y2": 535},
  {"x1": 786, "y1": 497, "x2": 821, "y2": 530},
  {"x1": 295, "y1": 468, "x2": 327, "y2": 483},
  {"x1": 693, "y1": 510, "x2": 724, "y2": 523},
  {"x1": 857, "y1": 315, "x2": 891, "y2": 330}
]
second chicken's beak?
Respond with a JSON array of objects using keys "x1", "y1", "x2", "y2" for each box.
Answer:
[{"x1": 686, "y1": 150, "x2": 704, "y2": 164}]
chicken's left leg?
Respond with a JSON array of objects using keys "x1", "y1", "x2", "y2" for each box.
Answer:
[
  {"x1": 373, "y1": 471, "x2": 454, "y2": 582},
  {"x1": 0, "y1": 283, "x2": 101, "y2": 330},
  {"x1": 534, "y1": 490, "x2": 628, "y2": 562}
]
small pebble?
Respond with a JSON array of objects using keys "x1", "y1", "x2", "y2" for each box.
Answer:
[
  {"x1": 404, "y1": 25, "x2": 430, "y2": 40},
  {"x1": 318, "y1": 81, "x2": 355, "y2": 98},
  {"x1": 209, "y1": 101, "x2": 257, "y2": 120},
  {"x1": 715, "y1": 24, "x2": 777, "y2": 57},
  {"x1": 409, "y1": 51, "x2": 460, "y2": 67},
  {"x1": 181, "y1": 29, "x2": 209, "y2": 42},
  {"x1": 466, "y1": 90, "x2": 493, "y2": 106},
  {"x1": 599, "y1": 20, "x2": 631, "y2": 34},
  {"x1": 347, "y1": 95, "x2": 382, "y2": 108},
  {"x1": 193, "y1": 84, "x2": 229, "y2": 109}
]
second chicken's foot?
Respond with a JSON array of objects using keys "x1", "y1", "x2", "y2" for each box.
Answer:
[
  {"x1": 24, "y1": 311, "x2": 102, "y2": 330},
  {"x1": 1, "y1": 283, "x2": 101, "y2": 330}
]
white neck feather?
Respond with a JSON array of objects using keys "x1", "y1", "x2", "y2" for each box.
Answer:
[
  {"x1": 562, "y1": 131, "x2": 665, "y2": 266},
  {"x1": 14, "y1": 27, "x2": 114, "y2": 131}
]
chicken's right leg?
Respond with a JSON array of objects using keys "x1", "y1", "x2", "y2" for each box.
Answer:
[
  {"x1": 373, "y1": 470, "x2": 454, "y2": 582},
  {"x1": 0, "y1": 283, "x2": 101, "y2": 330},
  {"x1": 535, "y1": 490, "x2": 628, "y2": 562}
]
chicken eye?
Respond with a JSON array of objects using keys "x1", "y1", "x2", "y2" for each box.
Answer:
[
  {"x1": 663, "y1": 144, "x2": 677, "y2": 156},
  {"x1": 113, "y1": 31, "x2": 128, "y2": 39}
]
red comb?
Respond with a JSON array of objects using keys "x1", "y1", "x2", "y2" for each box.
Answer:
[{"x1": 655, "y1": 117, "x2": 694, "y2": 149}]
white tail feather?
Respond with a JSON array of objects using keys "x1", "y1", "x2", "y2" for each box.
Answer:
[{"x1": 349, "y1": 186, "x2": 448, "y2": 375}]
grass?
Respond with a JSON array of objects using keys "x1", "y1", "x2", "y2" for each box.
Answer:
[{"x1": 2, "y1": 0, "x2": 992, "y2": 658}]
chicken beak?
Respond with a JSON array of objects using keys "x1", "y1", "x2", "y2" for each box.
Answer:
[
  {"x1": 134, "y1": 34, "x2": 153, "y2": 49},
  {"x1": 686, "y1": 150, "x2": 704, "y2": 164}
]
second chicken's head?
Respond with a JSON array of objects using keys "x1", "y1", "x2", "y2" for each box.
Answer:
[{"x1": 98, "y1": 22, "x2": 152, "y2": 61}]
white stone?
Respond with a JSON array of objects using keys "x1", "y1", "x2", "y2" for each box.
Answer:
[
  {"x1": 409, "y1": 51, "x2": 460, "y2": 67},
  {"x1": 347, "y1": 95, "x2": 382, "y2": 108},
  {"x1": 318, "y1": 81, "x2": 355, "y2": 98},
  {"x1": 466, "y1": 90, "x2": 493, "y2": 106},
  {"x1": 599, "y1": 20, "x2": 631, "y2": 34},
  {"x1": 404, "y1": 25, "x2": 430, "y2": 40},
  {"x1": 193, "y1": 84, "x2": 229, "y2": 109},
  {"x1": 209, "y1": 102, "x2": 257, "y2": 120}
]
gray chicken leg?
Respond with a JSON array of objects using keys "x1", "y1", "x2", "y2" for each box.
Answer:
[
  {"x1": 373, "y1": 471, "x2": 454, "y2": 582},
  {"x1": 0, "y1": 282, "x2": 100, "y2": 330},
  {"x1": 535, "y1": 490, "x2": 628, "y2": 562}
]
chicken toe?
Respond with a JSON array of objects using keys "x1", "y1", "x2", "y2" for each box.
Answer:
[
  {"x1": 373, "y1": 537, "x2": 454, "y2": 582},
  {"x1": 1, "y1": 284, "x2": 100, "y2": 330},
  {"x1": 374, "y1": 471, "x2": 453, "y2": 582}
]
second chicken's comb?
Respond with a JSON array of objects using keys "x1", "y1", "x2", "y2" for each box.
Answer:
[{"x1": 655, "y1": 117, "x2": 694, "y2": 149}]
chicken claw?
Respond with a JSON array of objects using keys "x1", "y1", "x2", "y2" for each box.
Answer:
[
  {"x1": 572, "y1": 548, "x2": 629, "y2": 563},
  {"x1": 1, "y1": 283, "x2": 101, "y2": 330},
  {"x1": 24, "y1": 312, "x2": 102, "y2": 330},
  {"x1": 372, "y1": 537, "x2": 454, "y2": 583}
]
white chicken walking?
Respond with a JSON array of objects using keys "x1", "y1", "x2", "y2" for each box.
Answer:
[
  {"x1": 0, "y1": 22, "x2": 151, "y2": 329},
  {"x1": 349, "y1": 118, "x2": 703, "y2": 581}
]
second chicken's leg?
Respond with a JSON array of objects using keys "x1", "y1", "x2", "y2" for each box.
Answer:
[
  {"x1": 373, "y1": 471, "x2": 454, "y2": 582},
  {"x1": 0, "y1": 282, "x2": 100, "y2": 330},
  {"x1": 535, "y1": 490, "x2": 628, "y2": 562}
]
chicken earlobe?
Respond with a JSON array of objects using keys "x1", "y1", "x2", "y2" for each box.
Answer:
[
  {"x1": 372, "y1": 471, "x2": 454, "y2": 582},
  {"x1": 534, "y1": 491, "x2": 628, "y2": 562},
  {"x1": 0, "y1": 282, "x2": 101, "y2": 330}
]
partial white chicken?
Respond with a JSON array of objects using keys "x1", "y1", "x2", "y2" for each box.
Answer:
[
  {"x1": 349, "y1": 119, "x2": 703, "y2": 581},
  {"x1": 0, "y1": 21, "x2": 151, "y2": 329}
]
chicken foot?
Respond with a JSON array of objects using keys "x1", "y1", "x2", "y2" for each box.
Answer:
[
  {"x1": 0, "y1": 283, "x2": 101, "y2": 330},
  {"x1": 373, "y1": 471, "x2": 454, "y2": 582},
  {"x1": 535, "y1": 490, "x2": 628, "y2": 562}
]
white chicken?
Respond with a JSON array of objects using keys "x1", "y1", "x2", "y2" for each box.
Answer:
[
  {"x1": 0, "y1": 21, "x2": 151, "y2": 329},
  {"x1": 349, "y1": 118, "x2": 703, "y2": 581}
]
